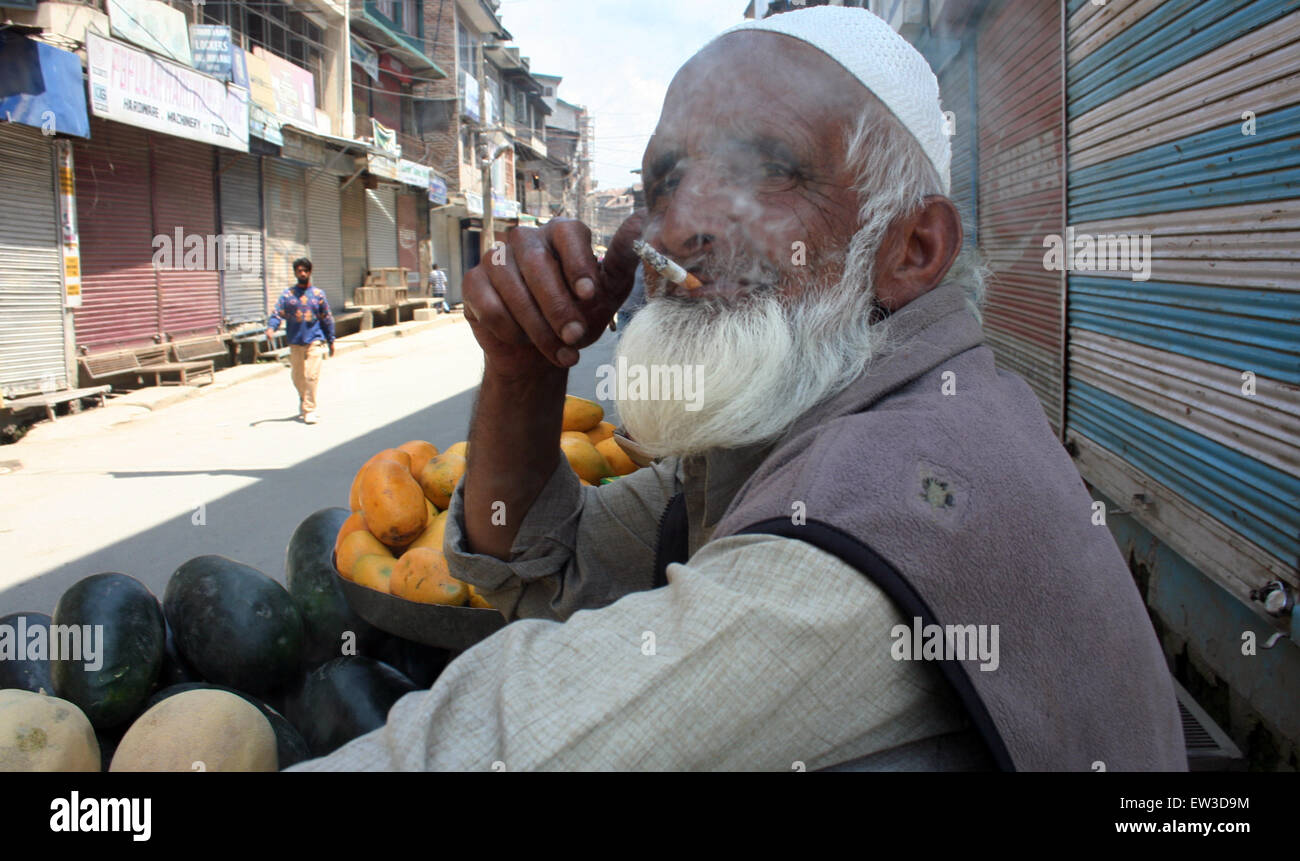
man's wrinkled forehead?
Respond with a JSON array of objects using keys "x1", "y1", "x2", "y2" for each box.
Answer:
[{"x1": 647, "y1": 31, "x2": 873, "y2": 162}]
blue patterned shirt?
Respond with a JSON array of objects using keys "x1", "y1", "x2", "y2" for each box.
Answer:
[{"x1": 268, "y1": 284, "x2": 335, "y2": 345}]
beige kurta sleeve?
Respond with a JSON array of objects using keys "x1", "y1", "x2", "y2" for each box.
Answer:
[
  {"x1": 442, "y1": 456, "x2": 681, "y2": 622},
  {"x1": 287, "y1": 534, "x2": 967, "y2": 772}
]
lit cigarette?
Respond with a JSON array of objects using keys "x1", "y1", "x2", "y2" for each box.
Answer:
[{"x1": 632, "y1": 240, "x2": 703, "y2": 290}]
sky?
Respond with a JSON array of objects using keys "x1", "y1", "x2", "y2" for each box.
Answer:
[{"x1": 494, "y1": 0, "x2": 747, "y2": 191}]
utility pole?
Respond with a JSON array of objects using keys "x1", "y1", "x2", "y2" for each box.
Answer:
[{"x1": 477, "y1": 41, "x2": 494, "y2": 249}]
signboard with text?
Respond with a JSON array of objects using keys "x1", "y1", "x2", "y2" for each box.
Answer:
[
  {"x1": 86, "y1": 33, "x2": 249, "y2": 152},
  {"x1": 429, "y1": 175, "x2": 448, "y2": 205},
  {"x1": 252, "y1": 47, "x2": 316, "y2": 130},
  {"x1": 189, "y1": 25, "x2": 233, "y2": 81},
  {"x1": 398, "y1": 159, "x2": 430, "y2": 189}
]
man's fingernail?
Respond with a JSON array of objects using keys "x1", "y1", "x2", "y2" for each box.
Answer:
[
  {"x1": 574, "y1": 277, "x2": 595, "y2": 299},
  {"x1": 557, "y1": 347, "x2": 578, "y2": 366},
  {"x1": 561, "y1": 321, "x2": 585, "y2": 345}
]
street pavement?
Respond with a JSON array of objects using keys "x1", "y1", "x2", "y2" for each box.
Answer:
[{"x1": 0, "y1": 318, "x2": 620, "y2": 615}]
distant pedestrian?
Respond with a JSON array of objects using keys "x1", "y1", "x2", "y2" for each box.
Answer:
[
  {"x1": 430, "y1": 263, "x2": 448, "y2": 299},
  {"x1": 267, "y1": 258, "x2": 335, "y2": 424}
]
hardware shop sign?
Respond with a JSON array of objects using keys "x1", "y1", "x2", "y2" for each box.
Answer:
[{"x1": 87, "y1": 33, "x2": 249, "y2": 152}]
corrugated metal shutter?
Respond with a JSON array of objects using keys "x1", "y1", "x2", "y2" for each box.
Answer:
[
  {"x1": 264, "y1": 158, "x2": 308, "y2": 308},
  {"x1": 1064, "y1": 0, "x2": 1300, "y2": 601},
  {"x1": 305, "y1": 170, "x2": 345, "y2": 310},
  {"x1": 73, "y1": 118, "x2": 158, "y2": 351},
  {"x1": 0, "y1": 124, "x2": 66, "y2": 396},
  {"x1": 341, "y1": 179, "x2": 367, "y2": 300},
  {"x1": 396, "y1": 190, "x2": 420, "y2": 287},
  {"x1": 150, "y1": 135, "x2": 221, "y2": 338},
  {"x1": 976, "y1": 0, "x2": 1065, "y2": 434},
  {"x1": 218, "y1": 152, "x2": 265, "y2": 325},
  {"x1": 366, "y1": 185, "x2": 398, "y2": 270},
  {"x1": 939, "y1": 44, "x2": 978, "y2": 243}
]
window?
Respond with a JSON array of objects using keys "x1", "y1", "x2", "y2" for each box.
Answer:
[
  {"x1": 544, "y1": 86, "x2": 554, "y2": 97},
  {"x1": 402, "y1": 0, "x2": 418, "y2": 36},
  {"x1": 461, "y1": 127, "x2": 473, "y2": 164},
  {"x1": 458, "y1": 24, "x2": 476, "y2": 79},
  {"x1": 376, "y1": 0, "x2": 396, "y2": 19}
]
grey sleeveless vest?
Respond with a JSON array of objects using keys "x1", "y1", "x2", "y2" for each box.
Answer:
[{"x1": 685, "y1": 282, "x2": 1185, "y2": 771}]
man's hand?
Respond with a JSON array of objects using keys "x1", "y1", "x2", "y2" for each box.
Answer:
[
  {"x1": 462, "y1": 215, "x2": 644, "y2": 379},
  {"x1": 328, "y1": 342, "x2": 335, "y2": 358}
]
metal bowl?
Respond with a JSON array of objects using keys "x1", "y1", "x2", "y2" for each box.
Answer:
[{"x1": 332, "y1": 553, "x2": 506, "y2": 651}]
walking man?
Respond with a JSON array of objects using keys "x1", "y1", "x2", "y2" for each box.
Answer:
[{"x1": 267, "y1": 257, "x2": 335, "y2": 424}]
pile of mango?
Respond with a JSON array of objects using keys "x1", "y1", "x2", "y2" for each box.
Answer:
[{"x1": 335, "y1": 396, "x2": 641, "y2": 604}]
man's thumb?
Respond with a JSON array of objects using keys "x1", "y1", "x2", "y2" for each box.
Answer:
[{"x1": 601, "y1": 211, "x2": 647, "y2": 303}]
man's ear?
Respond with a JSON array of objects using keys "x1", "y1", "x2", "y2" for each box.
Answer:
[{"x1": 872, "y1": 195, "x2": 963, "y2": 311}]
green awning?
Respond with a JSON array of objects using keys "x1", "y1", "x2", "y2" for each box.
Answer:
[{"x1": 353, "y1": 11, "x2": 447, "y2": 78}]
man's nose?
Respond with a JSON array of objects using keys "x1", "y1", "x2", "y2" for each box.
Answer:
[{"x1": 655, "y1": 163, "x2": 743, "y2": 259}]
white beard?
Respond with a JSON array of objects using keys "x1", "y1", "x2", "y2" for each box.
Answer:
[{"x1": 614, "y1": 227, "x2": 896, "y2": 459}]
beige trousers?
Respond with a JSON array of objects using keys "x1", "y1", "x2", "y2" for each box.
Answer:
[{"x1": 290, "y1": 341, "x2": 325, "y2": 414}]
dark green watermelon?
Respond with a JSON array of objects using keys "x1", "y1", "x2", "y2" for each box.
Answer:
[
  {"x1": 51, "y1": 573, "x2": 166, "y2": 729},
  {"x1": 283, "y1": 657, "x2": 418, "y2": 757},
  {"x1": 155, "y1": 613, "x2": 202, "y2": 689},
  {"x1": 0, "y1": 612, "x2": 55, "y2": 693},
  {"x1": 285, "y1": 507, "x2": 386, "y2": 666},
  {"x1": 144, "y1": 682, "x2": 312, "y2": 770},
  {"x1": 163, "y1": 556, "x2": 304, "y2": 696},
  {"x1": 372, "y1": 636, "x2": 450, "y2": 689}
]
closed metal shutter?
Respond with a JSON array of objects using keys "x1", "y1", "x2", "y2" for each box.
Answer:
[
  {"x1": 264, "y1": 158, "x2": 308, "y2": 308},
  {"x1": 340, "y1": 180, "x2": 367, "y2": 300},
  {"x1": 976, "y1": 0, "x2": 1065, "y2": 435},
  {"x1": 218, "y1": 152, "x2": 266, "y2": 325},
  {"x1": 73, "y1": 118, "x2": 158, "y2": 351},
  {"x1": 1064, "y1": 0, "x2": 1300, "y2": 599},
  {"x1": 938, "y1": 45, "x2": 978, "y2": 244},
  {"x1": 0, "y1": 124, "x2": 67, "y2": 396},
  {"x1": 305, "y1": 170, "x2": 345, "y2": 310},
  {"x1": 150, "y1": 135, "x2": 221, "y2": 338},
  {"x1": 396, "y1": 190, "x2": 420, "y2": 289},
  {"x1": 365, "y1": 185, "x2": 398, "y2": 270}
]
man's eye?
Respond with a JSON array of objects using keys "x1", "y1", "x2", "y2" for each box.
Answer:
[{"x1": 760, "y1": 162, "x2": 794, "y2": 180}]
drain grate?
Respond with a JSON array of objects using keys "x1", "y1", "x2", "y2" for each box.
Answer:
[{"x1": 1173, "y1": 677, "x2": 1245, "y2": 771}]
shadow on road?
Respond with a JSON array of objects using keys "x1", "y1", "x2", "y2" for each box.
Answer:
[
  {"x1": 250, "y1": 415, "x2": 305, "y2": 426},
  {"x1": 0, "y1": 331, "x2": 620, "y2": 616}
]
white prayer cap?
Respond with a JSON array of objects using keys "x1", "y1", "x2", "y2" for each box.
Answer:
[{"x1": 715, "y1": 6, "x2": 951, "y2": 195}]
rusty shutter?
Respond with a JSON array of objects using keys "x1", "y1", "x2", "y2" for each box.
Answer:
[
  {"x1": 976, "y1": 0, "x2": 1065, "y2": 434},
  {"x1": 0, "y1": 124, "x2": 66, "y2": 397},
  {"x1": 150, "y1": 135, "x2": 221, "y2": 338},
  {"x1": 73, "y1": 118, "x2": 158, "y2": 351},
  {"x1": 396, "y1": 189, "x2": 420, "y2": 289},
  {"x1": 340, "y1": 179, "x2": 367, "y2": 299}
]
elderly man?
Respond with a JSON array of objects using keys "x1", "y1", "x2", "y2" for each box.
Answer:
[{"x1": 294, "y1": 7, "x2": 1184, "y2": 771}]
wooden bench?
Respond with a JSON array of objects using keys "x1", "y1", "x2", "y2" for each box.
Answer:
[
  {"x1": 2, "y1": 385, "x2": 112, "y2": 422},
  {"x1": 134, "y1": 346, "x2": 214, "y2": 386},
  {"x1": 172, "y1": 336, "x2": 228, "y2": 365}
]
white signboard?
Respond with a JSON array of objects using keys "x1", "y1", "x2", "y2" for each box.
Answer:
[
  {"x1": 87, "y1": 33, "x2": 249, "y2": 151},
  {"x1": 464, "y1": 191, "x2": 483, "y2": 216},
  {"x1": 398, "y1": 159, "x2": 430, "y2": 189}
]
